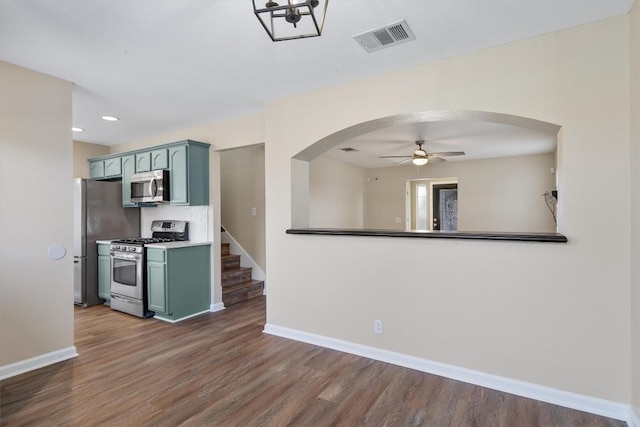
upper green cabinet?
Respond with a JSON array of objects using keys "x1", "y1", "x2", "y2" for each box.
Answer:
[
  {"x1": 89, "y1": 157, "x2": 122, "y2": 179},
  {"x1": 121, "y1": 154, "x2": 136, "y2": 207},
  {"x1": 89, "y1": 160, "x2": 105, "y2": 179},
  {"x1": 169, "y1": 142, "x2": 209, "y2": 206},
  {"x1": 151, "y1": 149, "x2": 169, "y2": 170},
  {"x1": 88, "y1": 140, "x2": 210, "y2": 207},
  {"x1": 135, "y1": 153, "x2": 151, "y2": 172}
]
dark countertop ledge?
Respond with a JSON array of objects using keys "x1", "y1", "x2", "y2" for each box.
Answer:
[{"x1": 286, "y1": 228, "x2": 568, "y2": 243}]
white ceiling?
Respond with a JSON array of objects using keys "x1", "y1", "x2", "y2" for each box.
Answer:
[
  {"x1": 0, "y1": 0, "x2": 633, "y2": 148},
  {"x1": 323, "y1": 120, "x2": 558, "y2": 169}
]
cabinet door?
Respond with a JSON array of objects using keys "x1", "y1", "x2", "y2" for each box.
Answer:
[
  {"x1": 97, "y1": 254, "x2": 111, "y2": 301},
  {"x1": 151, "y1": 149, "x2": 168, "y2": 170},
  {"x1": 147, "y1": 261, "x2": 167, "y2": 314},
  {"x1": 104, "y1": 158, "x2": 122, "y2": 177},
  {"x1": 121, "y1": 155, "x2": 136, "y2": 207},
  {"x1": 169, "y1": 145, "x2": 188, "y2": 205},
  {"x1": 135, "y1": 153, "x2": 151, "y2": 172},
  {"x1": 89, "y1": 160, "x2": 105, "y2": 179}
]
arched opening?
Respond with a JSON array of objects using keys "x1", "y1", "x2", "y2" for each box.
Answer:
[{"x1": 291, "y1": 110, "x2": 562, "y2": 237}]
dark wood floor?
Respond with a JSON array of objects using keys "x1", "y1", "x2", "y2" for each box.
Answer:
[{"x1": 1, "y1": 297, "x2": 626, "y2": 426}]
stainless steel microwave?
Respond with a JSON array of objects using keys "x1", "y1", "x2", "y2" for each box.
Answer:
[{"x1": 130, "y1": 170, "x2": 170, "y2": 203}]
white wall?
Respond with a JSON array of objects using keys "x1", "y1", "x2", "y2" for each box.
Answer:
[
  {"x1": 362, "y1": 153, "x2": 556, "y2": 232},
  {"x1": 0, "y1": 62, "x2": 74, "y2": 366},
  {"x1": 264, "y1": 15, "x2": 632, "y2": 407},
  {"x1": 309, "y1": 156, "x2": 367, "y2": 228}
]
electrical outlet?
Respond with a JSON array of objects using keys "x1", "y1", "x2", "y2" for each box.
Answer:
[{"x1": 374, "y1": 319, "x2": 383, "y2": 334}]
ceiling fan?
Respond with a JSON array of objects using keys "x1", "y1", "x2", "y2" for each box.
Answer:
[{"x1": 379, "y1": 140, "x2": 465, "y2": 166}]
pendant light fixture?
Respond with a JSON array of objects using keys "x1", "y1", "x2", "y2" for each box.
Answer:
[{"x1": 253, "y1": 0, "x2": 329, "y2": 42}]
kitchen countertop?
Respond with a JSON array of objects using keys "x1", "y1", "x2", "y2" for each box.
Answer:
[{"x1": 144, "y1": 241, "x2": 212, "y2": 249}]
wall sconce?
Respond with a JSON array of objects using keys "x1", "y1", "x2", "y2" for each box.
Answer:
[{"x1": 253, "y1": 0, "x2": 329, "y2": 42}]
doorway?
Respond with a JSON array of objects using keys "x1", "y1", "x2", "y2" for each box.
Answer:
[
  {"x1": 432, "y1": 183, "x2": 458, "y2": 231},
  {"x1": 408, "y1": 179, "x2": 458, "y2": 231}
]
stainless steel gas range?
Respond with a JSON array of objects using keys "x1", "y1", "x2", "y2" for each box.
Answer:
[{"x1": 110, "y1": 220, "x2": 188, "y2": 318}]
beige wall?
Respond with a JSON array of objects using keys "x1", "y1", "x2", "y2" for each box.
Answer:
[
  {"x1": 0, "y1": 62, "x2": 74, "y2": 365},
  {"x1": 73, "y1": 140, "x2": 109, "y2": 178},
  {"x1": 361, "y1": 153, "x2": 556, "y2": 232},
  {"x1": 309, "y1": 156, "x2": 367, "y2": 228},
  {"x1": 630, "y1": 0, "x2": 640, "y2": 417},
  {"x1": 220, "y1": 144, "x2": 266, "y2": 270},
  {"x1": 264, "y1": 15, "x2": 632, "y2": 406}
]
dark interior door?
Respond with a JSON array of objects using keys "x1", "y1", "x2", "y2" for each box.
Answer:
[{"x1": 432, "y1": 184, "x2": 458, "y2": 231}]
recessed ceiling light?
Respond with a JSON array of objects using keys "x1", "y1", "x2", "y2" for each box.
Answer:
[
  {"x1": 102, "y1": 115, "x2": 119, "y2": 121},
  {"x1": 72, "y1": 127, "x2": 84, "y2": 132}
]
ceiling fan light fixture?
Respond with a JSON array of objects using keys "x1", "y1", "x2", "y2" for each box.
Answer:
[
  {"x1": 253, "y1": 0, "x2": 329, "y2": 42},
  {"x1": 412, "y1": 157, "x2": 428, "y2": 166}
]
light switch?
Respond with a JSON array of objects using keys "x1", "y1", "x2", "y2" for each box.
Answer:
[{"x1": 251, "y1": 207, "x2": 257, "y2": 216}]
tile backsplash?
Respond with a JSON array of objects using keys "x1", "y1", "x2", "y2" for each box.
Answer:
[{"x1": 141, "y1": 205, "x2": 209, "y2": 242}]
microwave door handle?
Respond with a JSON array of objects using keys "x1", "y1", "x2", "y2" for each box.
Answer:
[{"x1": 149, "y1": 179, "x2": 158, "y2": 198}]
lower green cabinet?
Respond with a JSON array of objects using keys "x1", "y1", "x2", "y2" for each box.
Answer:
[
  {"x1": 97, "y1": 243, "x2": 111, "y2": 303},
  {"x1": 146, "y1": 244, "x2": 211, "y2": 322},
  {"x1": 147, "y1": 259, "x2": 167, "y2": 313}
]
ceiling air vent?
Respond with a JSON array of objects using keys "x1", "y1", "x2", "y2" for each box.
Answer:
[
  {"x1": 340, "y1": 147, "x2": 358, "y2": 152},
  {"x1": 353, "y1": 20, "x2": 415, "y2": 53}
]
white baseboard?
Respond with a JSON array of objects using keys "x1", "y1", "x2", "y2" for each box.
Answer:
[
  {"x1": 154, "y1": 309, "x2": 210, "y2": 323},
  {"x1": 210, "y1": 302, "x2": 225, "y2": 312},
  {"x1": 263, "y1": 324, "x2": 632, "y2": 424},
  {"x1": 0, "y1": 346, "x2": 78, "y2": 380},
  {"x1": 629, "y1": 406, "x2": 640, "y2": 427}
]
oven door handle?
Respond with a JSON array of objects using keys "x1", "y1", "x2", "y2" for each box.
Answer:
[{"x1": 111, "y1": 253, "x2": 142, "y2": 261}]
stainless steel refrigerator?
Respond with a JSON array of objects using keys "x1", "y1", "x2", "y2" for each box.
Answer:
[{"x1": 73, "y1": 178, "x2": 140, "y2": 306}]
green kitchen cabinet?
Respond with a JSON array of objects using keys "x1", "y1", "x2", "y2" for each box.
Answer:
[
  {"x1": 168, "y1": 141, "x2": 209, "y2": 206},
  {"x1": 89, "y1": 160, "x2": 105, "y2": 179},
  {"x1": 136, "y1": 148, "x2": 168, "y2": 172},
  {"x1": 97, "y1": 243, "x2": 111, "y2": 303},
  {"x1": 88, "y1": 157, "x2": 121, "y2": 179},
  {"x1": 146, "y1": 244, "x2": 211, "y2": 322},
  {"x1": 151, "y1": 148, "x2": 169, "y2": 170},
  {"x1": 121, "y1": 154, "x2": 136, "y2": 207},
  {"x1": 104, "y1": 157, "x2": 122, "y2": 178},
  {"x1": 88, "y1": 140, "x2": 209, "y2": 206},
  {"x1": 135, "y1": 152, "x2": 151, "y2": 172}
]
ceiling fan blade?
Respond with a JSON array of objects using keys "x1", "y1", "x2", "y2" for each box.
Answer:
[
  {"x1": 426, "y1": 156, "x2": 446, "y2": 163},
  {"x1": 379, "y1": 155, "x2": 412, "y2": 158},
  {"x1": 428, "y1": 151, "x2": 465, "y2": 157},
  {"x1": 398, "y1": 158, "x2": 412, "y2": 165}
]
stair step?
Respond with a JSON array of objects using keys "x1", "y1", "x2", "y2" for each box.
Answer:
[
  {"x1": 222, "y1": 267, "x2": 252, "y2": 287},
  {"x1": 221, "y1": 254, "x2": 240, "y2": 271},
  {"x1": 222, "y1": 280, "x2": 264, "y2": 306},
  {"x1": 221, "y1": 242, "x2": 230, "y2": 257}
]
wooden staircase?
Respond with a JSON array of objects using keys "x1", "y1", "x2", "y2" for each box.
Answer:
[{"x1": 221, "y1": 242, "x2": 264, "y2": 306}]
